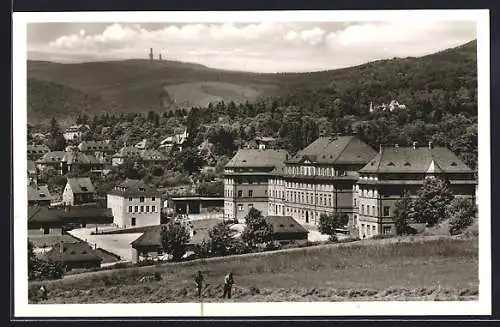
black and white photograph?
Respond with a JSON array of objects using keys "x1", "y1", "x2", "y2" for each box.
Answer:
[{"x1": 12, "y1": 9, "x2": 491, "y2": 317}]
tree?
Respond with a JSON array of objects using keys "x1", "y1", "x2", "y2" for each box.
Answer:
[
  {"x1": 412, "y1": 178, "x2": 455, "y2": 226},
  {"x1": 447, "y1": 198, "x2": 477, "y2": 235},
  {"x1": 318, "y1": 212, "x2": 349, "y2": 241},
  {"x1": 174, "y1": 147, "x2": 205, "y2": 175},
  {"x1": 209, "y1": 222, "x2": 236, "y2": 256},
  {"x1": 393, "y1": 192, "x2": 416, "y2": 235},
  {"x1": 241, "y1": 208, "x2": 274, "y2": 248},
  {"x1": 160, "y1": 222, "x2": 191, "y2": 261}
]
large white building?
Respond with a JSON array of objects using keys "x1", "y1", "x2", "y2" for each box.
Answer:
[
  {"x1": 107, "y1": 179, "x2": 162, "y2": 228},
  {"x1": 224, "y1": 149, "x2": 289, "y2": 221}
]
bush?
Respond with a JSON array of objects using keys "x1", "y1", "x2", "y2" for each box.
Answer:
[
  {"x1": 318, "y1": 212, "x2": 348, "y2": 239},
  {"x1": 194, "y1": 239, "x2": 212, "y2": 258},
  {"x1": 447, "y1": 198, "x2": 477, "y2": 235},
  {"x1": 160, "y1": 222, "x2": 191, "y2": 261}
]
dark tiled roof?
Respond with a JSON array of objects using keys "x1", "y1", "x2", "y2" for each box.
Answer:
[
  {"x1": 359, "y1": 146, "x2": 474, "y2": 174},
  {"x1": 78, "y1": 140, "x2": 114, "y2": 152},
  {"x1": 112, "y1": 146, "x2": 142, "y2": 158},
  {"x1": 27, "y1": 184, "x2": 54, "y2": 202},
  {"x1": 265, "y1": 216, "x2": 308, "y2": 235},
  {"x1": 58, "y1": 207, "x2": 113, "y2": 220},
  {"x1": 27, "y1": 144, "x2": 50, "y2": 154},
  {"x1": 287, "y1": 136, "x2": 377, "y2": 165},
  {"x1": 28, "y1": 234, "x2": 81, "y2": 248},
  {"x1": 28, "y1": 207, "x2": 62, "y2": 224},
  {"x1": 140, "y1": 149, "x2": 168, "y2": 161},
  {"x1": 226, "y1": 149, "x2": 289, "y2": 168},
  {"x1": 45, "y1": 242, "x2": 102, "y2": 263},
  {"x1": 107, "y1": 179, "x2": 162, "y2": 197},
  {"x1": 28, "y1": 206, "x2": 113, "y2": 223},
  {"x1": 131, "y1": 219, "x2": 219, "y2": 248},
  {"x1": 36, "y1": 151, "x2": 66, "y2": 164},
  {"x1": 67, "y1": 177, "x2": 95, "y2": 194}
]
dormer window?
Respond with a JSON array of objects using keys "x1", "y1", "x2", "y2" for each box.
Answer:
[
  {"x1": 279, "y1": 224, "x2": 284, "y2": 227},
  {"x1": 39, "y1": 193, "x2": 46, "y2": 198},
  {"x1": 387, "y1": 162, "x2": 395, "y2": 166},
  {"x1": 289, "y1": 224, "x2": 294, "y2": 227},
  {"x1": 404, "y1": 162, "x2": 411, "y2": 166},
  {"x1": 139, "y1": 187, "x2": 145, "y2": 192},
  {"x1": 80, "y1": 186, "x2": 88, "y2": 192},
  {"x1": 451, "y1": 162, "x2": 457, "y2": 166}
]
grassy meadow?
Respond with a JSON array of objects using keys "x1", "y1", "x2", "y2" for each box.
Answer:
[{"x1": 29, "y1": 236, "x2": 478, "y2": 303}]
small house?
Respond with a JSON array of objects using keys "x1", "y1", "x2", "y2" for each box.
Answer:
[
  {"x1": 44, "y1": 241, "x2": 102, "y2": 270},
  {"x1": 27, "y1": 144, "x2": 50, "y2": 160},
  {"x1": 62, "y1": 177, "x2": 96, "y2": 206},
  {"x1": 265, "y1": 215, "x2": 308, "y2": 243},
  {"x1": 27, "y1": 182, "x2": 54, "y2": 207}
]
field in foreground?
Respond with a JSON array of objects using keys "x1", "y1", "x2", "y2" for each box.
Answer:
[{"x1": 30, "y1": 236, "x2": 478, "y2": 303}]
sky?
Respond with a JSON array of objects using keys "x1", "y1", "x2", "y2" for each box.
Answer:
[{"x1": 27, "y1": 21, "x2": 477, "y2": 73}]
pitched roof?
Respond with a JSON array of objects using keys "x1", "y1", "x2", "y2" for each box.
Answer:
[
  {"x1": 67, "y1": 177, "x2": 95, "y2": 194},
  {"x1": 287, "y1": 136, "x2": 377, "y2": 165},
  {"x1": 27, "y1": 144, "x2": 50, "y2": 154},
  {"x1": 226, "y1": 149, "x2": 289, "y2": 168},
  {"x1": 359, "y1": 146, "x2": 474, "y2": 174},
  {"x1": 78, "y1": 140, "x2": 113, "y2": 152},
  {"x1": 28, "y1": 234, "x2": 81, "y2": 248},
  {"x1": 58, "y1": 207, "x2": 113, "y2": 220},
  {"x1": 28, "y1": 207, "x2": 62, "y2": 224},
  {"x1": 265, "y1": 216, "x2": 308, "y2": 235},
  {"x1": 45, "y1": 242, "x2": 102, "y2": 263},
  {"x1": 130, "y1": 219, "x2": 219, "y2": 248},
  {"x1": 112, "y1": 146, "x2": 142, "y2": 158},
  {"x1": 36, "y1": 151, "x2": 66, "y2": 164},
  {"x1": 28, "y1": 206, "x2": 113, "y2": 223},
  {"x1": 28, "y1": 184, "x2": 53, "y2": 202},
  {"x1": 107, "y1": 179, "x2": 162, "y2": 197},
  {"x1": 140, "y1": 149, "x2": 168, "y2": 161}
]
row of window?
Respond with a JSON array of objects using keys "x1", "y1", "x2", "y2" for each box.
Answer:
[
  {"x1": 284, "y1": 181, "x2": 335, "y2": 192},
  {"x1": 128, "y1": 196, "x2": 156, "y2": 202},
  {"x1": 359, "y1": 204, "x2": 390, "y2": 216},
  {"x1": 286, "y1": 191, "x2": 333, "y2": 206},
  {"x1": 286, "y1": 165, "x2": 349, "y2": 177},
  {"x1": 359, "y1": 224, "x2": 392, "y2": 236},
  {"x1": 128, "y1": 205, "x2": 157, "y2": 213}
]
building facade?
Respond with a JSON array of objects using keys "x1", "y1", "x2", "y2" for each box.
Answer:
[
  {"x1": 355, "y1": 144, "x2": 477, "y2": 238},
  {"x1": 107, "y1": 179, "x2": 162, "y2": 228},
  {"x1": 268, "y1": 136, "x2": 377, "y2": 227},
  {"x1": 224, "y1": 149, "x2": 289, "y2": 221}
]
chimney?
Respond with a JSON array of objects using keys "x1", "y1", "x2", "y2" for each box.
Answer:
[
  {"x1": 428, "y1": 141, "x2": 432, "y2": 149},
  {"x1": 413, "y1": 141, "x2": 417, "y2": 150}
]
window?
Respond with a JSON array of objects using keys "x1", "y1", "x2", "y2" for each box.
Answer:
[
  {"x1": 152, "y1": 206, "x2": 156, "y2": 212},
  {"x1": 383, "y1": 206, "x2": 390, "y2": 216},
  {"x1": 39, "y1": 193, "x2": 46, "y2": 198},
  {"x1": 140, "y1": 197, "x2": 144, "y2": 202},
  {"x1": 134, "y1": 206, "x2": 138, "y2": 213},
  {"x1": 152, "y1": 197, "x2": 155, "y2": 201},
  {"x1": 131, "y1": 217, "x2": 136, "y2": 226},
  {"x1": 140, "y1": 205, "x2": 144, "y2": 212},
  {"x1": 248, "y1": 190, "x2": 253, "y2": 197},
  {"x1": 238, "y1": 190, "x2": 242, "y2": 197},
  {"x1": 383, "y1": 226, "x2": 392, "y2": 235},
  {"x1": 43, "y1": 227, "x2": 49, "y2": 235},
  {"x1": 128, "y1": 206, "x2": 132, "y2": 212},
  {"x1": 80, "y1": 186, "x2": 88, "y2": 192},
  {"x1": 146, "y1": 206, "x2": 149, "y2": 212},
  {"x1": 128, "y1": 197, "x2": 132, "y2": 201},
  {"x1": 354, "y1": 199, "x2": 357, "y2": 207},
  {"x1": 238, "y1": 204, "x2": 244, "y2": 211},
  {"x1": 361, "y1": 205, "x2": 365, "y2": 215},
  {"x1": 372, "y1": 226, "x2": 376, "y2": 232},
  {"x1": 248, "y1": 204, "x2": 253, "y2": 208}
]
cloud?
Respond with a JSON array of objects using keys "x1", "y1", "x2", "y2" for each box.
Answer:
[{"x1": 38, "y1": 21, "x2": 476, "y2": 72}]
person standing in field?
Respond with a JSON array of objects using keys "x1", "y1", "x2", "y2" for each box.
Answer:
[
  {"x1": 194, "y1": 271, "x2": 204, "y2": 298},
  {"x1": 222, "y1": 272, "x2": 234, "y2": 299},
  {"x1": 38, "y1": 285, "x2": 48, "y2": 301}
]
